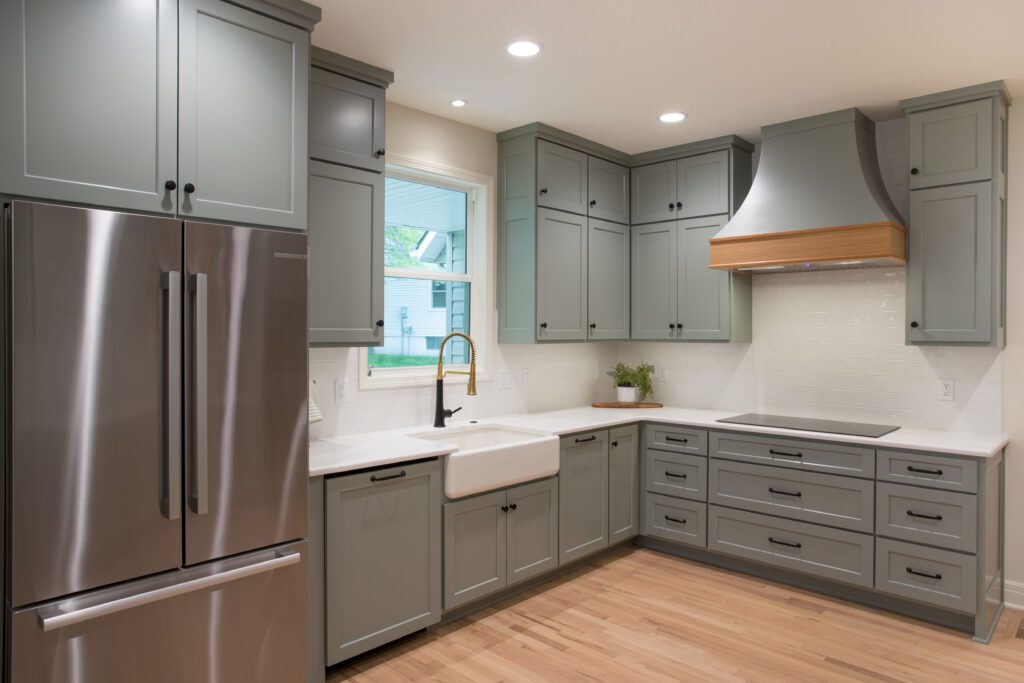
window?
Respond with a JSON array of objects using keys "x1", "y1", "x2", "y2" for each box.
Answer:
[{"x1": 361, "y1": 158, "x2": 491, "y2": 388}]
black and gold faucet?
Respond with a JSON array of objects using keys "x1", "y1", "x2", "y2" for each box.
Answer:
[{"x1": 433, "y1": 332, "x2": 477, "y2": 428}]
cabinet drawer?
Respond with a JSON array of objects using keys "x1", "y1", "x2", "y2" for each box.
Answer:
[
  {"x1": 708, "y1": 506, "x2": 874, "y2": 588},
  {"x1": 876, "y1": 483, "x2": 977, "y2": 553},
  {"x1": 645, "y1": 450, "x2": 707, "y2": 501},
  {"x1": 643, "y1": 494, "x2": 706, "y2": 548},
  {"x1": 709, "y1": 459, "x2": 874, "y2": 533},
  {"x1": 711, "y1": 431, "x2": 874, "y2": 478},
  {"x1": 875, "y1": 538, "x2": 977, "y2": 613},
  {"x1": 645, "y1": 424, "x2": 708, "y2": 456},
  {"x1": 876, "y1": 450, "x2": 978, "y2": 493}
]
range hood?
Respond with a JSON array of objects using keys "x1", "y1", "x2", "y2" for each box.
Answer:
[{"x1": 709, "y1": 108, "x2": 906, "y2": 271}]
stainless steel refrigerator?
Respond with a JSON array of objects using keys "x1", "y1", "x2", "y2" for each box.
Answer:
[{"x1": 3, "y1": 201, "x2": 309, "y2": 682}]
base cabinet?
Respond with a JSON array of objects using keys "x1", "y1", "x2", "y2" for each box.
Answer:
[
  {"x1": 559, "y1": 431, "x2": 610, "y2": 564},
  {"x1": 324, "y1": 461, "x2": 442, "y2": 665},
  {"x1": 444, "y1": 478, "x2": 558, "y2": 610},
  {"x1": 608, "y1": 425, "x2": 640, "y2": 543}
]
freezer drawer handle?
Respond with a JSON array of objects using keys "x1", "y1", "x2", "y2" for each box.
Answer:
[
  {"x1": 161, "y1": 271, "x2": 182, "y2": 520},
  {"x1": 190, "y1": 273, "x2": 209, "y2": 515},
  {"x1": 37, "y1": 549, "x2": 300, "y2": 632}
]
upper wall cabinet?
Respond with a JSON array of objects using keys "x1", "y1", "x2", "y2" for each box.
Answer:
[
  {"x1": 902, "y1": 82, "x2": 1010, "y2": 347},
  {"x1": 631, "y1": 150, "x2": 731, "y2": 224},
  {"x1": 588, "y1": 157, "x2": 630, "y2": 224},
  {"x1": 537, "y1": 140, "x2": 588, "y2": 215},
  {"x1": 0, "y1": 0, "x2": 320, "y2": 230}
]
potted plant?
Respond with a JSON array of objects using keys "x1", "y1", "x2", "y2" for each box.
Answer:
[{"x1": 607, "y1": 363, "x2": 654, "y2": 404}]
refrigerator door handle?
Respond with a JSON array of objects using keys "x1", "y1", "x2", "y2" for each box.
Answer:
[
  {"x1": 37, "y1": 549, "x2": 300, "y2": 632},
  {"x1": 189, "y1": 272, "x2": 209, "y2": 515},
  {"x1": 161, "y1": 271, "x2": 182, "y2": 520}
]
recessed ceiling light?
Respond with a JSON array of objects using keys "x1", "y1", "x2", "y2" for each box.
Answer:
[
  {"x1": 507, "y1": 40, "x2": 541, "y2": 57},
  {"x1": 450, "y1": 99, "x2": 467, "y2": 108},
  {"x1": 659, "y1": 112, "x2": 686, "y2": 123}
]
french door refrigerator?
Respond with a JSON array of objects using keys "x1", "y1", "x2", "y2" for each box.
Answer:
[{"x1": 4, "y1": 201, "x2": 309, "y2": 682}]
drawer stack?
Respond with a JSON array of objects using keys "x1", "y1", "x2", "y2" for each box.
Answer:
[
  {"x1": 641, "y1": 424, "x2": 709, "y2": 548},
  {"x1": 706, "y1": 432, "x2": 876, "y2": 588}
]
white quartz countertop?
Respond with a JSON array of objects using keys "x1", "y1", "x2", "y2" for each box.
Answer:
[{"x1": 309, "y1": 405, "x2": 1009, "y2": 478}]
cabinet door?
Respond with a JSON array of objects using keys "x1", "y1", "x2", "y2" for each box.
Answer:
[
  {"x1": 325, "y1": 461, "x2": 442, "y2": 665},
  {"x1": 678, "y1": 215, "x2": 731, "y2": 340},
  {"x1": 588, "y1": 157, "x2": 630, "y2": 224},
  {"x1": 609, "y1": 426, "x2": 640, "y2": 544},
  {"x1": 506, "y1": 479, "x2": 559, "y2": 587},
  {"x1": 0, "y1": 0, "x2": 177, "y2": 214},
  {"x1": 308, "y1": 162, "x2": 384, "y2": 345},
  {"x1": 631, "y1": 223, "x2": 678, "y2": 340},
  {"x1": 444, "y1": 490, "x2": 507, "y2": 610},
  {"x1": 559, "y1": 432, "x2": 609, "y2": 564},
  {"x1": 907, "y1": 182, "x2": 992, "y2": 343},
  {"x1": 908, "y1": 99, "x2": 993, "y2": 190},
  {"x1": 631, "y1": 161, "x2": 677, "y2": 224},
  {"x1": 178, "y1": 0, "x2": 309, "y2": 230},
  {"x1": 536, "y1": 208, "x2": 588, "y2": 340},
  {"x1": 536, "y1": 140, "x2": 588, "y2": 215},
  {"x1": 676, "y1": 151, "x2": 730, "y2": 219},
  {"x1": 310, "y1": 66, "x2": 385, "y2": 172},
  {"x1": 588, "y1": 218, "x2": 630, "y2": 340}
]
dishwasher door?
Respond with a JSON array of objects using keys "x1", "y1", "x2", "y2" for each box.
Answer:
[{"x1": 9, "y1": 541, "x2": 307, "y2": 683}]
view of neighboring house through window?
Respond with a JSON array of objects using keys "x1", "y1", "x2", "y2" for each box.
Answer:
[{"x1": 368, "y1": 173, "x2": 472, "y2": 370}]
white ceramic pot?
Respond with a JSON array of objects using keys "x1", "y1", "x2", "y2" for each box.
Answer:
[{"x1": 616, "y1": 386, "x2": 639, "y2": 403}]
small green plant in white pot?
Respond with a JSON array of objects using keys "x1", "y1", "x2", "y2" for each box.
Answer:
[{"x1": 607, "y1": 363, "x2": 654, "y2": 404}]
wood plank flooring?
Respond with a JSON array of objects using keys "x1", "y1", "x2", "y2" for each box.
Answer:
[{"x1": 328, "y1": 546, "x2": 1024, "y2": 682}]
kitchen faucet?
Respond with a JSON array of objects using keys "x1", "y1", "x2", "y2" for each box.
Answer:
[{"x1": 434, "y1": 332, "x2": 477, "y2": 427}]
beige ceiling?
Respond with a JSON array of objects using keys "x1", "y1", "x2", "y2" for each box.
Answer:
[{"x1": 311, "y1": 0, "x2": 1024, "y2": 153}]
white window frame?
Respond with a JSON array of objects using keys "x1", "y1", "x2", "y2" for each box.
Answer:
[{"x1": 359, "y1": 154, "x2": 494, "y2": 390}]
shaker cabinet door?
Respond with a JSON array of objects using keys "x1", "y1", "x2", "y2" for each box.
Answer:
[
  {"x1": 559, "y1": 432, "x2": 609, "y2": 564},
  {"x1": 587, "y1": 156, "x2": 630, "y2": 224},
  {"x1": 536, "y1": 208, "x2": 588, "y2": 341},
  {"x1": 444, "y1": 491, "x2": 508, "y2": 610},
  {"x1": 630, "y1": 161, "x2": 677, "y2": 224},
  {"x1": 588, "y1": 218, "x2": 630, "y2": 340},
  {"x1": 308, "y1": 162, "x2": 384, "y2": 345},
  {"x1": 631, "y1": 222, "x2": 678, "y2": 340},
  {"x1": 506, "y1": 479, "x2": 560, "y2": 587},
  {"x1": 536, "y1": 140, "x2": 588, "y2": 215},
  {"x1": 907, "y1": 182, "x2": 992, "y2": 343},
  {"x1": 310, "y1": 66, "x2": 386, "y2": 172},
  {"x1": 908, "y1": 99, "x2": 993, "y2": 190},
  {"x1": 608, "y1": 426, "x2": 640, "y2": 544},
  {"x1": 0, "y1": 0, "x2": 177, "y2": 214},
  {"x1": 178, "y1": 0, "x2": 309, "y2": 230},
  {"x1": 678, "y1": 215, "x2": 731, "y2": 340},
  {"x1": 676, "y1": 151, "x2": 730, "y2": 219}
]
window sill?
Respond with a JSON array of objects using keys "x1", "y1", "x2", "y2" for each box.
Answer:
[{"x1": 358, "y1": 367, "x2": 491, "y2": 391}]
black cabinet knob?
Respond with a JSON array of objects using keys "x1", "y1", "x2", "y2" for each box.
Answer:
[
  {"x1": 611, "y1": 441, "x2": 618, "y2": 447},
  {"x1": 675, "y1": 202, "x2": 682, "y2": 209},
  {"x1": 540, "y1": 322, "x2": 548, "y2": 329},
  {"x1": 509, "y1": 503, "x2": 517, "y2": 511},
  {"x1": 589, "y1": 323, "x2": 597, "y2": 329},
  {"x1": 669, "y1": 323, "x2": 676, "y2": 330},
  {"x1": 910, "y1": 168, "x2": 919, "y2": 175},
  {"x1": 539, "y1": 188, "x2": 548, "y2": 195},
  {"x1": 910, "y1": 321, "x2": 919, "y2": 328},
  {"x1": 183, "y1": 183, "x2": 196, "y2": 194},
  {"x1": 589, "y1": 199, "x2": 597, "y2": 207},
  {"x1": 501, "y1": 505, "x2": 509, "y2": 512},
  {"x1": 376, "y1": 320, "x2": 384, "y2": 327},
  {"x1": 164, "y1": 180, "x2": 176, "y2": 191},
  {"x1": 376, "y1": 148, "x2": 385, "y2": 157},
  {"x1": 668, "y1": 202, "x2": 675, "y2": 210}
]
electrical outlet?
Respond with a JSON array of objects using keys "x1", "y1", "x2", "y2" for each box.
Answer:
[
  {"x1": 334, "y1": 378, "x2": 345, "y2": 404},
  {"x1": 498, "y1": 369, "x2": 512, "y2": 389},
  {"x1": 939, "y1": 379, "x2": 955, "y2": 401},
  {"x1": 521, "y1": 368, "x2": 531, "y2": 386},
  {"x1": 657, "y1": 367, "x2": 669, "y2": 382}
]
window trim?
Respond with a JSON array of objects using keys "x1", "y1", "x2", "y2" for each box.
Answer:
[{"x1": 359, "y1": 154, "x2": 494, "y2": 390}]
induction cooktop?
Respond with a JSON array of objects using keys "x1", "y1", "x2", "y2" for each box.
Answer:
[{"x1": 716, "y1": 413, "x2": 900, "y2": 438}]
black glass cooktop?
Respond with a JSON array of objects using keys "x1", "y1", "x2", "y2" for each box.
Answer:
[{"x1": 717, "y1": 413, "x2": 900, "y2": 438}]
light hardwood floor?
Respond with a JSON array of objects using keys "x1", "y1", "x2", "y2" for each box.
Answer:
[{"x1": 329, "y1": 546, "x2": 1024, "y2": 682}]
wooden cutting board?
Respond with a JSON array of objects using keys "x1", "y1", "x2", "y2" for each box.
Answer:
[{"x1": 591, "y1": 402, "x2": 664, "y2": 409}]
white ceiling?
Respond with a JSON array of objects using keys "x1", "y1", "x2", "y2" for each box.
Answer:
[{"x1": 311, "y1": 0, "x2": 1024, "y2": 153}]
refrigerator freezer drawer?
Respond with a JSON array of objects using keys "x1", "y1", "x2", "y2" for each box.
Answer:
[{"x1": 10, "y1": 541, "x2": 307, "y2": 683}]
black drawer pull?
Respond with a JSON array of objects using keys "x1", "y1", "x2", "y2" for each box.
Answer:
[
  {"x1": 370, "y1": 470, "x2": 406, "y2": 482},
  {"x1": 769, "y1": 449, "x2": 803, "y2": 458},
  {"x1": 906, "y1": 465, "x2": 944, "y2": 476},
  {"x1": 906, "y1": 567, "x2": 942, "y2": 580},
  {"x1": 664, "y1": 472, "x2": 687, "y2": 479},
  {"x1": 509, "y1": 503, "x2": 517, "y2": 511},
  {"x1": 906, "y1": 510, "x2": 943, "y2": 521},
  {"x1": 501, "y1": 505, "x2": 509, "y2": 512},
  {"x1": 575, "y1": 435, "x2": 597, "y2": 443},
  {"x1": 664, "y1": 515, "x2": 687, "y2": 524},
  {"x1": 665, "y1": 436, "x2": 689, "y2": 444},
  {"x1": 768, "y1": 487, "x2": 802, "y2": 498},
  {"x1": 768, "y1": 537, "x2": 802, "y2": 549}
]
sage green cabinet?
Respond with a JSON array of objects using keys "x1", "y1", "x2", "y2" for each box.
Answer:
[
  {"x1": 536, "y1": 208, "x2": 588, "y2": 341},
  {"x1": 537, "y1": 140, "x2": 588, "y2": 215},
  {"x1": 588, "y1": 157, "x2": 630, "y2": 224},
  {"x1": 631, "y1": 217, "x2": 751, "y2": 342},
  {"x1": 902, "y1": 82, "x2": 1009, "y2": 347},
  {"x1": 608, "y1": 425, "x2": 640, "y2": 544},
  {"x1": 587, "y1": 219, "x2": 630, "y2": 340},
  {"x1": 308, "y1": 162, "x2": 384, "y2": 344},
  {"x1": 630, "y1": 150, "x2": 730, "y2": 224},
  {"x1": 324, "y1": 461, "x2": 442, "y2": 665},
  {"x1": 559, "y1": 431, "x2": 609, "y2": 564},
  {"x1": 444, "y1": 479, "x2": 558, "y2": 610},
  {"x1": 310, "y1": 63, "x2": 386, "y2": 172}
]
